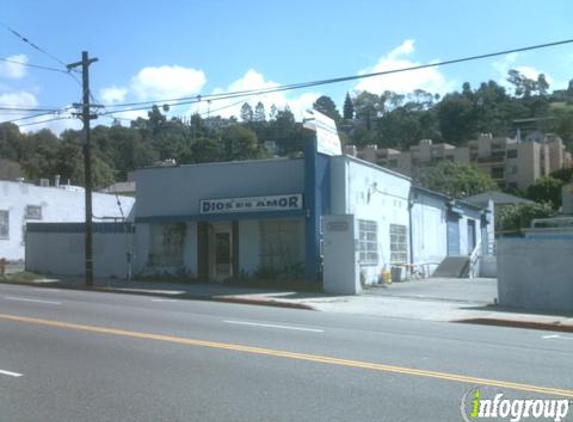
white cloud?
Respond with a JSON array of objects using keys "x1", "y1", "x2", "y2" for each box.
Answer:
[
  {"x1": 354, "y1": 40, "x2": 455, "y2": 96},
  {"x1": 0, "y1": 90, "x2": 79, "y2": 134},
  {"x1": 202, "y1": 69, "x2": 320, "y2": 121},
  {"x1": 99, "y1": 86, "x2": 128, "y2": 104},
  {"x1": 130, "y1": 65, "x2": 206, "y2": 100},
  {"x1": 0, "y1": 54, "x2": 28, "y2": 79}
]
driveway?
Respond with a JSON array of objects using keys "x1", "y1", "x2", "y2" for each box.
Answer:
[{"x1": 364, "y1": 277, "x2": 498, "y2": 304}]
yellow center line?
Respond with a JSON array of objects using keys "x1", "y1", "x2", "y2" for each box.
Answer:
[{"x1": 1, "y1": 312, "x2": 572, "y2": 398}]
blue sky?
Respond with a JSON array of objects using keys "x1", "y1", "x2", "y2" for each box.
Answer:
[{"x1": 2, "y1": 0, "x2": 573, "y2": 133}]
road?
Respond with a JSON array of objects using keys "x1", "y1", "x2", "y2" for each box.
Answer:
[{"x1": 0, "y1": 283, "x2": 571, "y2": 422}]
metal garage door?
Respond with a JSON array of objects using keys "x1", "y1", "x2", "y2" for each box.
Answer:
[{"x1": 447, "y1": 214, "x2": 460, "y2": 256}]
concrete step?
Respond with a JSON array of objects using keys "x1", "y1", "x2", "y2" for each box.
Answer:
[{"x1": 432, "y1": 256, "x2": 470, "y2": 278}]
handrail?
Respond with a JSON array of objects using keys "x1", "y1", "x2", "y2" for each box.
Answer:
[{"x1": 468, "y1": 238, "x2": 482, "y2": 279}]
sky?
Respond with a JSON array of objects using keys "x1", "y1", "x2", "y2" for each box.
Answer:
[{"x1": 1, "y1": 0, "x2": 573, "y2": 134}]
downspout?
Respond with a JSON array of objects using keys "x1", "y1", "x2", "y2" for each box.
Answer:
[{"x1": 408, "y1": 191, "x2": 414, "y2": 269}]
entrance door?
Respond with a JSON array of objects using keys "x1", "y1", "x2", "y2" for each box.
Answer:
[
  {"x1": 447, "y1": 213, "x2": 460, "y2": 256},
  {"x1": 210, "y1": 224, "x2": 233, "y2": 281}
]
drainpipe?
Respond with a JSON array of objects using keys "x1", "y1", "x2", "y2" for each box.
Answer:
[{"x1": 408, "y1": 192, "x2": 415, "y2": 269}]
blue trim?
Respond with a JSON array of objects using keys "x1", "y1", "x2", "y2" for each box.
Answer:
[
  {"x1": 304, "y1": 138, "x2": 331, "y2": 284},
  {"x1": 27, "y1": 222, "x2": 134, "y2": 233},
  {"x1": 136, "y1": 209, "x2": 305, "y2": 224}
]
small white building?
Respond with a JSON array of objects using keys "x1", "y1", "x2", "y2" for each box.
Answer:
[{"x1": 0, "y1": 179, "x2": 135, "y2": 261}]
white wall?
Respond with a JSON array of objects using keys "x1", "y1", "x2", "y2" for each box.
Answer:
[
  {"x1": 331, "y1": 157, "x2": 411, "y2": 285},
  {"x1": 0, "y1": 181, "x2": 135, "y2": 261},
  {"x1": 411, "y1": 196, "x2": 448, "y2": 275},
  {"x1": 26, "y1": 229, "x2": 133, "y2": 278}
]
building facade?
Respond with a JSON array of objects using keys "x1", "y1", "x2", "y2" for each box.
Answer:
[
  {"x1": 0, "y1": 180, "x2": 135, "y2": 261},
  {"x1": 347, "y1": 133, "x2": 572, "y2": 191},
  {"x1": 25, "y1": 145, "x2": 489, "y2": 287}
]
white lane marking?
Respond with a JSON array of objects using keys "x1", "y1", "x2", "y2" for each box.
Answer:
[
  {"x1": 0, "y1": 369, "x2": 23, "y2": 378},
  {"x1": 223, "y1": 320, "x2": 324, "y2": 333},
  {"x1": 542, "y1": 334, "x2": 573, "y2": 341},
  {"x1": 4, "y1": 296, "x2": 61, "y2": 305},
  {"x1": 150, "y1": 298, "x2": 179, "y2": 303}
]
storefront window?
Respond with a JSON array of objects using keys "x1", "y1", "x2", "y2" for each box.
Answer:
[
  {"x1": 259, "y1": 220, "x2": 301, "y2": 270},
  {"x1": 149, "y1": 223, "x2": 185, "y2": 267}
]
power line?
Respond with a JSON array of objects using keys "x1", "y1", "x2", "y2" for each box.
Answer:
[
  {"x1": 0, "y1": 56, "x2": 70, "y2": 74},
  {"x1": 101, "y1": 37, "x2": 573, "y2": 114},
  {"x1": 0, "y1": 111, "x2": 61, "y2": 124},
  {"x1": 16, "y1": 116, "x2": 73, "y2": 128},
  {"x1": 0, "y1": 21, "x2": 71, "y2": 69},
  {"x1": 0, "y1": 106, "x2": 63, "y2": 112}
]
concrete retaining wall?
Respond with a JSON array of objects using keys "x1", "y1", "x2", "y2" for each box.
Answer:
[{"x1": 497, "y1": 238, "x2": 573, "y2": 312}]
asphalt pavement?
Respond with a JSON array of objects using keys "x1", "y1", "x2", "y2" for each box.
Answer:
[{"x1": 0, "y1": 283, "x2": 572, "y2": 422}]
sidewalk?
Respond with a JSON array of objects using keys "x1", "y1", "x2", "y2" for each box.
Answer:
[{"x1": 3, "y1": 275, "x2": 573, "y2": 332}]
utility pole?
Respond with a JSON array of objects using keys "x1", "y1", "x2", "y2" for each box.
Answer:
[{"x1": 68, "y1": 51, "x2": 98, "y2": 287}]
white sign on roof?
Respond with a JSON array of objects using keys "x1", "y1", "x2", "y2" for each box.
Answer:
[{"x1": 306, "y1": 109, "x2": 342, "y2": 156}]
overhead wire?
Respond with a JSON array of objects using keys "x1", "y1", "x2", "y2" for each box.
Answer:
[
  {"x1": 0, "y1": 21, "x2": 72, "y2": 69},
  {"x1": 100, "y1": 37, "x2": 573, "y2": 116},
  {"x1": 0, "y1": 56, "x2": 70, "y2": 74}
]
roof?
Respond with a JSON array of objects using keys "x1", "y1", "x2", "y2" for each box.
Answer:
[
  {"x1": 464, "y1": 191, "x2": 533, "y2": 206},
  {"x1": 101, "y1": 181, "x2": 136, "y2": 194}
]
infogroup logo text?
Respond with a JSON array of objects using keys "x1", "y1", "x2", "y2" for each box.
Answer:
[{"x1": 460, "y1": 387, "x2": 570, "y2": 422}]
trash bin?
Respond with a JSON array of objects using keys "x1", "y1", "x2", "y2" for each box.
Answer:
[{"x1": 391, "y1": 266, "x2": 402, "y2": 282}]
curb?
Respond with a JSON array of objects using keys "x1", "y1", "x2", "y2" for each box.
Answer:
[
  {"x1": 0, "y1": 279, "x2": 316, "y2": 311},
  {"x1": 455, "y1": 317, "x2": 573, "y2": 333}
]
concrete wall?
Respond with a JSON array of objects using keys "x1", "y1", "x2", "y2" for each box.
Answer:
[
  {"x1": 497, "y1": 238, "x2": 573, "y2": 312},
  {"x1": 136, "y1": 158, "x2": 304, "y2": 219},
  {"x1": 26, "y1": 224, "x2": 134, "y2": 279},
  {"x1": 0, "y1": 181, "x2": 135, "y2": 261},
  {"x1": 330, "y1": 156, "x2": 411, "y2": 285}
]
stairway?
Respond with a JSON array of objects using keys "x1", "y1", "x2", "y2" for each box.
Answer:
[{"x1": 432, "y1": 256, "x2": 470, "y2": 278}]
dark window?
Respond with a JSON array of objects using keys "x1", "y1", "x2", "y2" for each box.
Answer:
[{"x1": 506, "y1": 149, "x2": 518, "y2": 159}]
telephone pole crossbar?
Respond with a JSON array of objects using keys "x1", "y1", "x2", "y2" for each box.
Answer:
[{"x1": 67, "y1": 51, "x2": 98, "y2": 287}]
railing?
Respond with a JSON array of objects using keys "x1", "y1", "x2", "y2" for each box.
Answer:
[{"x1": 468, "y1": 238, "x2": 482, "y2": 279}]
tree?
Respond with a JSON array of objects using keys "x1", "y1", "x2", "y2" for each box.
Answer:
[
  {"x1": 312, "y1": 95, "x2": 341, "y2": 122},
  {"x1": 497, "y1": 202, "x2": 554, "y2": 232},
  {"x1": 343, "y1": 92, "x2": 354, "y2": 120},
  {"x1": 526, "y1": 176, "x2": 563, "y2": 210},
  {"x1": 240, "y1": 103, "x2": 253, "y2": 123},
  {"x1": 0, "y1": 122, "x2": 22, "y2": 161},
  {"x1": 507, "y1": 69, "x2": 539, "y2": 98},
  {"x1": 254, "y1": 102, "x2": 266, "y2": 123},
  {"x1": 437, "y1": 93, "x2": 477, "y2": 144},
  {"x1": 183, "y1": 137, "x2": 222, "y2": 163},
  {"x1": 222, "y1": 125, "x2": 261, "y2": 161},
  {"x1": 417, "y1": 161, "x2": 498, "y2": 198}
]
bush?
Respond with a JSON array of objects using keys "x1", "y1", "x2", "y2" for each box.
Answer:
[{"x1": 497, "y1": 202, "x2": 554, "y2": 233}]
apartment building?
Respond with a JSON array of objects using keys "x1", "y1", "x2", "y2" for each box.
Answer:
[{"x1": 347, "y1": 133, "x2": 572, "y2": 191}]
